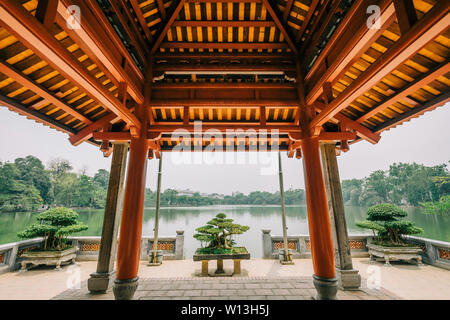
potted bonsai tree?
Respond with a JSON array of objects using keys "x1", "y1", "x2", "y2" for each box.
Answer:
[
  {"x1": 193, "y1": 213, "x2": 250, "y2": 276},
  {"x1": 356, "y1": 203, "x2": 424, "y2": 266},
  {"x1": 17, "y1": 207, "x2": 88, "y2": 270}
]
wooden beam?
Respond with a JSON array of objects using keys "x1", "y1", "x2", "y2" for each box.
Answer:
[
  {"x1": 153, "y1": 83, "x2": 296, "y2": 89},
  {"x1": 305, "y1": 0, "x2": 396, "y2": 104},
  {"x1": 0, "y1": 0, "x2": 142, "y2": 130},
  {"x1": 314, "y1": 101, "x2": 381, "y2": 144},
  {"x1": 0, "y1": 94, "x2": 77, "y2": 136},
  {"x1": 318, "y1": 132, "x2": 357, "y2": 142},
  {"x1": 151, "y1": 0, "x2": 186, "y2": 54},
  {"x1": 262, "y1": 0, "x2": 298, "y2": 54},
  {"x1": 393, "y1": 0, "x2": 418, "y2": 34},
  {"x1": 129, "y1": 0, "x2": 153, "y2": 43},
  {"x1": 159, "y1": 42, "x2": 290, "y2": 50},
  {"x1": 154, "y1": 52, "x2": 296, "y2": 60},
  {"x1": 35, "y1": 0, "x2": 58, "y2": 31},
  {"x1": 357, "y1": 61, "x2": 450, "y2": 123},
  {"x1": 156, "y1": 0, "x2": 167, "y2": 20},
  {"x1": 374, "y1": 91, "x2": 450, "y2": 133},
  {"x1": 68, "y1": 113, "x2": 118, "y2": 146},
  {"x1": 283, "y1": 0, "x2": 294, "y2": 22},
  {"x1": 309, "y1": 1, "x2": 450, "y2": 129},
  {"x1": 295, "y1": 0, "x2": 319, "y2": 43},
  {"x1": 260, "y1": 106, "x2": 266, "y2": 125},
  {"x1": 172, "y1": 21, "x2": 276, "y2": 27},
  {"x1": 186, "y1": 0, "x2": 262, "y2": 2},
  {"x1": 56, "y1": 0, "x2": 144, "y2": 104},
  {"x1": 148, "y1": 124, "x2": 301, "y2": 133},
  {"x1": 93, "y1": 132, "x2": 132, "y2": 141},
  {"x1": 0, "y1": 58, "x2": 92, "y2": 124},
  {"x1": 153, "y1": 64, "x2": 296, "y2": 72},
  {"x1": 150, "y1": 99, "x2": 299, "y2": 107}
]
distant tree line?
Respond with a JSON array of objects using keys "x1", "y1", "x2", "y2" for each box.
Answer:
[
  {"x1": 0, "y1": 156, "x2": 108, "y2": 212},
  {"x1": 1, "y1": 155, "x2": 448, "y2": 215},
  {"x1": 143, "y1": 189, "x2": 306, "y2": 207},
  {"x1": 341, "y1": 162, "x2": 449, "y2": 210}
]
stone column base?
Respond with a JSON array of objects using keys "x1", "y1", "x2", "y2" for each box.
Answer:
[
  {"x1": 312, "y1": 274, "x2": 338, "y2": 300},
  {"x1": 88, "y1": 271, "x2": 116, "y2": 294},
  {"x1": 336, "y1": 268, "x2": 361, "y2": 290},
  {"x1": 113, "y1": 277, "x2": 139, "y2": 300}
]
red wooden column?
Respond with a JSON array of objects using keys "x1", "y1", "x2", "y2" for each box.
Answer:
[
  {"x1": 297, "y1": 63, "x2": 337, "y2": 299},
  {"x1": 302, "y1": 136, "x2": 338, "y2": 299},
  {"x1": 113, "y1": 105, "x2": 149, "y2": 299}
]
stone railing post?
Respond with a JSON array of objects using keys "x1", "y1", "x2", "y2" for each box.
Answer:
[
  {"x1": 262, "y1": 229, "x2": 272, "y2": 259},
  {"x1": 175, "y1": 230, "x2": 184, "y2": 260},
  {"x1": 7, "y1": 244, "x2": 19, "y2": 271}
]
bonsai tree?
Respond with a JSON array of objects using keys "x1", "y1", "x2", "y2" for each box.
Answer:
[
  {"x1": 193, "y1": 213, "x2": 249, "y2": 254},
  {"x1": 17, "y1": 207, "x2": 88, "y2": 251},
  {"x1": 356, "y1": 203, "x2": 423, "y2": 246}
]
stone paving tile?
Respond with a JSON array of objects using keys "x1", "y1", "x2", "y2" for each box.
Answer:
[
  {"x1": 52, "y1": 276, "x2": 397, "y2": 301},
  {"x1": 236, "y1": 289, "x2": 256, "y2": 296},
  {"x1": 272, "y1": 288, "x2": 290, "y2": 295}
]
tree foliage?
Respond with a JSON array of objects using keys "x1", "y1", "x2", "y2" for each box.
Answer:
[
  {"x1": 194, "y1": 213, "x2": 249, "y2": 254},
  {"x1": 342, "y1": 162, "x2": 449, "y2": 207},
  {"x1": 17, "y1": 207, "x2": 88, "y2": 250},
  {"x1": 356, "y1": 203, "x2": 423, "y2": 245}
]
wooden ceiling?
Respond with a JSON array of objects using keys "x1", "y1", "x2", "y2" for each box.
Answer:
[{"x1": 0, "y1": 0, "x2": 448, "y2": 155}]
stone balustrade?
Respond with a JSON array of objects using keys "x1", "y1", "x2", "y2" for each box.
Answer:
[
  {"x1": 403, "y1": 235, "x2": 450, "y2": 270},
  {"x1": 0, "y1": 231, "x2": 184, "y2": 274},
  {"x1": 262, "y1": 229, "x2": 372, "y2": 260}
]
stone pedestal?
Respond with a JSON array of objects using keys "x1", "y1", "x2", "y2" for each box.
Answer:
[
  {"x1": 312, "y1": 274, "x2": 338, "y2": 300},
  {"x1": 113, "y1": 277, "x2": 138, "y2": 300},
  {"x1": 88, "y1": 271, "x2": 116, "y2": 293},
  {"x1": 262, "y1": 229, "x2": 272, "y2": 259},
  {"x1": 336, "y1": 269, "x2": 361, "y2": 290}
]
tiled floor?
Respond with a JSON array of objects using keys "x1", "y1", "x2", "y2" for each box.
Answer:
[{"x1": 52, "y1": 276, "x2": 398, "y2": 300}]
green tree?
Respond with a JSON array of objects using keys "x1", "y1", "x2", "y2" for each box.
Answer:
[
  {"x1": 194, "y1": 213, "x2": 249, "y2": 253},
  {"x1": 14, "y1": 156, "x2": 52, "y2": 204},
  {"x1": 17, "y1": 207, "x2": 88, "y2": 250},
  {"x1": 356, "y1": 203, "x2": 423, "y2": 245}
]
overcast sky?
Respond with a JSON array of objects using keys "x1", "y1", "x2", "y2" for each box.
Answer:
[{"x1": 0, "y1": 104, "x2": 448, "y2": 195}]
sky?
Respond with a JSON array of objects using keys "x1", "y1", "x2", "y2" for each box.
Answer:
[{"x1": 0, "y1": 103, "x2": 449, "y2": 195}]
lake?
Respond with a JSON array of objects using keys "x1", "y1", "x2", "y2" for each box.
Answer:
[{"x1": 1, "y1": 205, "x2": 448, "y2": 258}]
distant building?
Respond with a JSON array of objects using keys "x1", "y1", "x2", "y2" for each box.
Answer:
[{"x1": 176, "y1": 189, "x2": 196, "y2": 197}]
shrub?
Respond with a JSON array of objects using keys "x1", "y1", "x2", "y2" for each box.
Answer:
[
  {"x1": 356, "y1": 203, "x2": 423, "y2": 245},
  {"x1": 17, "y1": 207, "x2": 88, "y2": 250}
]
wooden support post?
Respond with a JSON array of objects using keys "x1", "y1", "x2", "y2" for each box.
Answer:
[
  {"x1": 278, "y1": 151, "x2": 293, "y2": 264},
  {"x1": 215, "y1": 259, "x2": 225, "y2": 274},
  {"x1": 150, "y1": 153, "x2": 163, "y2": 265},
  {"x1": 320, "y1": 142, "x2": 361, "y2": 290},
  {"x1": 88, "y1": 142, "x2": 128, "y2": 293},
  {"x1": 301, "y1": 136, "x2": 338, "y2": 300},
  {"x1": 113, "y1": 106, "x2": 149, "y2": 300},
  {"x1": 233, "y1": 259, "x2": 241, "y2": 275},
  {"x1": 201, "y1": 260, "x2": 209, "y2": 276}
]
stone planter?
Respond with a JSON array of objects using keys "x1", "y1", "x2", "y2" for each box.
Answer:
[
  {"x1": 367, "y1": 243, "x2": 423, "y2": 266},
  {"x1": 148, "y1": 250, "x2": 163, "y2": 265},
  {"x1": 20, "y1": 246, "x2": 77, "y2": 271},
  {"x1": 193, "y1": 247, "x2": 250, "y2": 276}
]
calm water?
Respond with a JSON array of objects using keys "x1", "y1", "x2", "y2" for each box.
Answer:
[{"x1": 1, "y1": 205, "x2": 448, "y2": 258}]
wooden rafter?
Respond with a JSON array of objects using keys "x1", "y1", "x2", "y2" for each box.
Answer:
[
  {"x1": 159, "y1": 42, "x2": 290, "y2": 50},
  {"x1": 129, "y1": 0, "x2": 154, "y2": 43},
  {"x1": 0, "y1": 94, "x2": 77, "y2": 136},
  {"x1": 151, "y1": 0, "x2": 187, "y2": 55},
  {"x1": 295, "y1": 0, "x2": 319, "y2": 43},
  {"x1": 357, "y1": 61, "x2": 450, "y2": 123},
  {"x1": 393, "y1": 0, "x2": 418, "y2": 35},
  {"x1": 172, "y1": 21, "x2": 276, "y2": 27},
  {"x1": 309, "y1": 0, "x2": 450, "y2": 129},
  {"x1": 0, "y1": 58, "x2": 92, "y2": 125},
  {"x1": 262, "y1": 0, "x2": 298, "y2": 54},
  {"x1": 283, "y1": 0, "x2": 294, "y2": 22},
  {"x1": 35, "y1": 0, "x2": 58, "y2": 31},
  {"x1": 0, "y1": 0, "x2": 142, "y2": 130},
  {"x1": 156, "y1": 0, "x2": 167, "y2": 20},
  {"x1": 305, "y1": 0, "x2": 396, "y2": 104}
]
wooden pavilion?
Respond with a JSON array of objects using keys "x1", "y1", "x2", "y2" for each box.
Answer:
[{"x1": 0, "y1": 0, "x2": 448, "y2": 299}]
